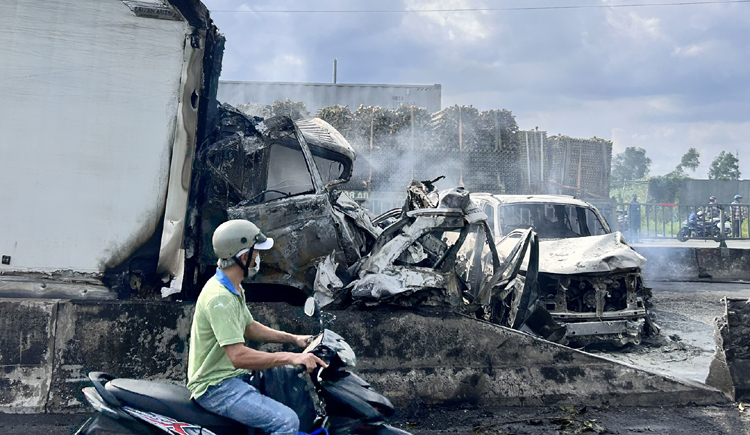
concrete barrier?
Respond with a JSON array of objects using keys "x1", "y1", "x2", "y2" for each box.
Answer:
[
  {"x1": 636, "y1": 247, "x2": 750, "y2": 281},
  {"x1": 0, "y1": 299, "x2": 728, "y2": 414},
  {"x1": 708, "y1": 297, "x2": 750, "y2": 401},
  {"x1": 0, "y1": 299, "x2": 57, "y2": 413}
]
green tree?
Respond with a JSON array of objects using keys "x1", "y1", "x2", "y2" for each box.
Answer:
[
  {"x1": 611, "y1": 147, "x2": 652, "y2": 185},
  {"x1": 676, "y1": 147, "x2": 700, "y2": 174},
  {"x1": 708, "y1": 151, "x2": 741, "y2": 180},
  {"x1": 649, "y1": 170, "x2": 688, "y2": 203}
]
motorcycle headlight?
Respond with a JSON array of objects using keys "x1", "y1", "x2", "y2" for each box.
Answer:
[
  {"x1": 320, "y1": 329, "x2": 357, "y2": 367},
  {"x1": 336, "y1": 342, "x2": 357, "y2": 368}
]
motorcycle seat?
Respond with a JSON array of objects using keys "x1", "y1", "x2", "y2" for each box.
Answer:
[{"x1": 106, "y1": 378, "x2": 239, "y2": 428}]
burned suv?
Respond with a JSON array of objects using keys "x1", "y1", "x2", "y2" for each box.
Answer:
[{"x1": 472, "y1": 194, "x2": 654, "y2": 346}]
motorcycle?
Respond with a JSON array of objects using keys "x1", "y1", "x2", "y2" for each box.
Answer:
[
  {"x1": 677, "y1": 212, "x2": 709, "y2": 242},
  {"x1": 677, "y1": 212, "x2": 726, "y2": 242},
  {"x1": 74, "y1": 328, "x2": 411, "y2": 435}
]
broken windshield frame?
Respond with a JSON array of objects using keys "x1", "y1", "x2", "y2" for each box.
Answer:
[
  {"x1": 309, "y1": 144, "x2": 351, "y2": 187},
  {"x1": 224, "y1": 126, "x2": 324, "y2": 206}
]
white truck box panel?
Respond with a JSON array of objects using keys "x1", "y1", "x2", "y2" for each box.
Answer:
[{"x1": 0, "y1": 0, "x2": 189, "y2": 273}]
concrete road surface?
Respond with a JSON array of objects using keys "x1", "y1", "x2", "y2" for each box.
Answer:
[{"x1": 588, "y1": 280, "x2": 750, "y2": 383}]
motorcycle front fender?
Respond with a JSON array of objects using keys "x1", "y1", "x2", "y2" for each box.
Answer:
[
  {"x1": 326, "y1": 418, "x2": 412, "y2": 435},
  {"x1": 370, "y1": 424, "x2": 413, "y2": 435},
  {"x1": 352, "y1": 423, "x2": 413, "y2": 435}
]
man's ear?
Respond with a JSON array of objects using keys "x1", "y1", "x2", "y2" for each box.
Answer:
[{"x1": 239, "y1": 251, "x2": 250, "y2": 263}]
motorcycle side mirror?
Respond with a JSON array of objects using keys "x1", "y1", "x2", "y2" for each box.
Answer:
[{"x1": 303, "y1": 297, "x2": 317, "y2": 317}]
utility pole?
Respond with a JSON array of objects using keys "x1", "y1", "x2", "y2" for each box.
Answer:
[{"x1": 333, "y1": 58, "x2": 337, "y2": 84}]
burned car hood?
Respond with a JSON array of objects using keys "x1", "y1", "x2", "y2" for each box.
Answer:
[{"x1": 537, "y1": 232, "x2": 646, "y2": 275}]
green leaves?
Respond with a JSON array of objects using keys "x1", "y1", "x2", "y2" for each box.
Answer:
[
  {"x1": 708, "y1": 151, "x2": 741, "y2": 180},
  {"x1": 611, "y1": 147, "x2": 652, "y2": 185},
  {"x1": 677, "y1": 147, "x2": 700, "y2": 173}
]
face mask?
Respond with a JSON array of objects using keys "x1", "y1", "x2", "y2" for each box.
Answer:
[{"x1": 247, "y1": 252, "x2": 261, "y2": 278}]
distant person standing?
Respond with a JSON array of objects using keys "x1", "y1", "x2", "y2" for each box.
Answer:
[
  {"x1": 628, "y1": 193, "x2": 641, "y2": 242},
  {"x1": 731, "y1": 195, "x2": 747, "y2": 238}
]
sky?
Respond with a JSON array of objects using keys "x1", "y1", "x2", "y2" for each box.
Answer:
[{"x1": 202, "y1": 0, "x2": 750, "y2": 178}]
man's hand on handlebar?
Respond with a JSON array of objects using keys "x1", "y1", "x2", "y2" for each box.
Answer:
[
  {"x1": 292, "y1": 334, "x2": 313, "y2": 348},
  {"x1": 290, "y1": 352, "x2": 328, "y2": 373}
]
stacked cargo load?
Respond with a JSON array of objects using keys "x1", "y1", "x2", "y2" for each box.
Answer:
[
  {"x1": 517, "y1": 129, "x2": 550, "y2": 194},
  {"x1": 546, "y1": 135, "x2": 612, "y2": 199},
  {"x1": 260, "y1": 100, "x2": 613, "y2": 202},
  {"x1": 318, "y1": 104, "x2": 521, "y2": 195}
]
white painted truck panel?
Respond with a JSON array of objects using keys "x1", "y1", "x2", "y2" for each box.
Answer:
[{"x1": 0, "y1": 0, "x2": 189, "y2": 273}]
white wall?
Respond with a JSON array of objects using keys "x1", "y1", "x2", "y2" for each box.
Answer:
[
  {"x1": 0, "y1": 0, "x2": 189, "y2": 273},
  {"x1": 218, "y1": 81, "x2": 443, "y2": 113}
]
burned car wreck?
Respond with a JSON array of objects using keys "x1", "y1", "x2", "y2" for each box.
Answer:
[
  {"x1": 314, "y1": 181, "x2": 564, "y2": 342},
  {"x1": 473, "y1": 194, "x2": 656, "y2": 346},
  {"x1": 183, "y1": 104, "x2": 380, "y2": 301}
]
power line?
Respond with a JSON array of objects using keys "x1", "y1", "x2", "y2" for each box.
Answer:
[{"x1": 211, "y1": 1, "x2": 750, "y2": 14}]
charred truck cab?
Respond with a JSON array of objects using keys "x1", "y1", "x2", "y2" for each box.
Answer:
[
  {"x1": 473, "y1": 194, "x2": 654, "y2": 347},
  {"x1": 184, "y1": 105, "x2": 377, "y2": 302}
]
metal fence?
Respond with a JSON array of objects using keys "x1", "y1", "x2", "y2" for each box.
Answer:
[{"x1": 597, "y1": 202, "x2": 750, "y2": 241}]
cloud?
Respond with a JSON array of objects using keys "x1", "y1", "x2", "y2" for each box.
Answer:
[
  {"x1": 605, "y1": 10, "x2": 662, "y2": 41},
  {"x1": 204, "y1": 0, "x2": 750, "y2": 179},
  {"x1": 255, "y1": 54, "x2": 307, "y2": 82},
  {"x1": 672, "y1": 43, "x2": 708, "y2": 57},
  {"x1": 402, "y1": 0, "x2": 492, "y2": 42}
]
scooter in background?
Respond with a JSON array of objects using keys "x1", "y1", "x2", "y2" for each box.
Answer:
[{"x1": 677, "y1": 212, "x2": 709, "y2": 242}]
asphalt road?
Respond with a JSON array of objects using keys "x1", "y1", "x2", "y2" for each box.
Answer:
[
  {"x1": 589, "y1": 280, "x2": 750, "y2": 383},
  {"x1": 4, "y1": 281, "x2": 750, "y2": 434},
  {"x1": 631, "y1": 237, "x2": 750, "y2": 249}
]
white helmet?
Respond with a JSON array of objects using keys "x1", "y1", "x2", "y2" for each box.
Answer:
[{"x1": 212, "y1": 219, "x2": 274, "y2": 260}]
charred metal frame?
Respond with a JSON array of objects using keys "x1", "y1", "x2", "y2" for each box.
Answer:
[
  {"x1": 540, "y1": 271, "x2": 646, "y2": 320},
  {"x1": 183, "y1": 106, "x2": 373, "y2": 300}
]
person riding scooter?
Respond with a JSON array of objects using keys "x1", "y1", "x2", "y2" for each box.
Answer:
[{"x1": 188, "y1": 219, "x2": 327, "y2": 435}]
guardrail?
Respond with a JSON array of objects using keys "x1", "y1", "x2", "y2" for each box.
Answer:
[
  {"x1": 355, "y1": 194, "x2": 749, "y2": 241},
  {"x1": 594, "y1": 202, "x2": 749, "y2": 241}
]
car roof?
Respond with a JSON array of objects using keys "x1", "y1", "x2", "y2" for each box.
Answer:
[{"x1": 471, "y1": 193, "x2": 596, "y2": 208}]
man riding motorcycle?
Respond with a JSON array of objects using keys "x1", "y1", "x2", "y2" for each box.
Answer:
[
  {"x1": 705, "y1": 196, "x2": 722, "y2": 221},
  {"x1": 188, "y1": 219, "x2": 327, "y2": 435}
]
